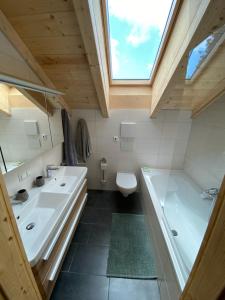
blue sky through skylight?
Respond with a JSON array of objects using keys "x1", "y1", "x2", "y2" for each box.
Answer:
[{"x1": 107, "y1": 0, "x2": 174, "y2": 80}]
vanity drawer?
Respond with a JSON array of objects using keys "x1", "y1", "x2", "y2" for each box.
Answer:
[{"x1": 32, "y1": 179, "x2": 87, "y2": 299}]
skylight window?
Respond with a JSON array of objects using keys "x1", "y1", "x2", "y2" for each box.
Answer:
[
  {"x1": 106, "y1": 0, "x2": 174, "y2": 81},
  {"x1": 186, "y1": 25, "x2": 225, "y2": 80}
]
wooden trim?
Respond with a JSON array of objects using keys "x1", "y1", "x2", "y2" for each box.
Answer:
[
  {"x1": 0, "y1": 9, "x2": 69, "y2": 112},
  {"x1": 73, "y1": 0, "x2": 110, "y2": 118},
  {"x1": 150, "y1": 0, "x2": 183, "y2": 85},
  {"x1": 0, "y1": 172, "x2": 42, "y2": 300},
  {"x1": 181, "y1": 176, "x2": 225, "y2": 299}
]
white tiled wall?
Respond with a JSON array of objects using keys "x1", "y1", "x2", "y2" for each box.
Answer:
[
  {"x1": 184, "y1": 97, "x2": 225, "y2": 189},
  {"x1": 3, "y1": 143, "x2": 62, "y2": 197},
  {"x1": 72, "y1": 109, "x2": 192, "y2": 190}
]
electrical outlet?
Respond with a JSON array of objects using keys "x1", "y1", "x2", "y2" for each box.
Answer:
[{"x1": 113, "y1": 136, "x2": 119, "y2": 142}]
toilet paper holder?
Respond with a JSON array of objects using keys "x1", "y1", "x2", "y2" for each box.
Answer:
[{"x1": 100, "y1": 158, "x2": 107, "y2": 170}]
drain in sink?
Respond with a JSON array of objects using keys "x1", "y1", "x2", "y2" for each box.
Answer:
[
  {"x1": 171, "y1": 229, "x2": 178, "y2": 236},
  {"x1": 60, "y1": 183, "x2": 66, "y2": 187},
  {"x1": 26, "y1": 222, "x2": 35, "y2": 230}
]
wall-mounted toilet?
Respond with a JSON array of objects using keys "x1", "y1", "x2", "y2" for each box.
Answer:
[{"x1": 116, "y1": 172, "x2": 137, "y2": 197}]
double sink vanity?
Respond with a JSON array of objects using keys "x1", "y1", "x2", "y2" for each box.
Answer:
[{"x1": 12, "y1": 166, "x2": 88, "y2": 299}]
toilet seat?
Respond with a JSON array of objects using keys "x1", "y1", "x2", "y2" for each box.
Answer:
[{"x1": 116, "y1": 172, "x2": 137, "y2": 189}]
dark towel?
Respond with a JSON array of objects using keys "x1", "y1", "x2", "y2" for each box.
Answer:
[
  {"x1": 75, "y1": 119, "x2": 92, "y2": 163},
  {"x1": 61, "y1": 109, "x2": 78, "y2": 166}
]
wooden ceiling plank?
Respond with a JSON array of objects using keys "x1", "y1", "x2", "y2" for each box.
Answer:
[
  {"x1": 0, "y1": 0, "x2": 74, "y2": 17},
  {"x1": 192, "y1": 77, "x2": 225, "y2": 117},
  {"x1": 73, "y1": 0, "x2": 109, "y2": 117},
  {"x1": 9, "y1": 12, "x2": 80, "y2": 38},
  {"x1": 0, "y1": 9, "x2": 69, "y2": 111}
]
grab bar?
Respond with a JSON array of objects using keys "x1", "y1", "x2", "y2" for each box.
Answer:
[
  {"x1": 42, "y1": 179, "x2": 87, "y2": 261},
  {"x1": 48, "y1": 193, "x2": 87, "y2": 282}
]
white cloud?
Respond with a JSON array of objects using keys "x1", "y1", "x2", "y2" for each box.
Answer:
[
  {"x1": 110, "y1": 38, "x2": 120, "y2": 76},
  {"x1": 108, "y1": 0, "x2": 172, "y2": 46},
  {"x1": 147, "y1": 63, "x2": 154, "y2": 71}
]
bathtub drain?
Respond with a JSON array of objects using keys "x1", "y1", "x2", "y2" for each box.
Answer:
[
  {"x1": 171, "y1": 229, "x2": 178, "y2": 237},
  {"x1": 26, "y1": 222, "x2": 35, "y2": 230}
]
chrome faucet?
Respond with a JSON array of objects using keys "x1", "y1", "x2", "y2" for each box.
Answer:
[
  {"x1": 46, "y1": 165, "x2": 59, "y2": 178},
  {"x1": 201, "y1": 188, "x2": 219, "y2": 201}
]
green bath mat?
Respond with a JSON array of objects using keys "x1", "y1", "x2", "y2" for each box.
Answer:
[{"x1": 107, "y1": 213, "x2": 157, "y2": 279}]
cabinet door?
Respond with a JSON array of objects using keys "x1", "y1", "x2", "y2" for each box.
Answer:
[{"x1": 0, "y1": 172, "x2": 41, "y2": 300}]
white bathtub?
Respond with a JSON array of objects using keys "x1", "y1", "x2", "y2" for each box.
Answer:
[{"x1": 141, "y1": 168, "x2": 213, "y2": 290}]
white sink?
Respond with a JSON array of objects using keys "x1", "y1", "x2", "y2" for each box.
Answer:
[
  {"x1": 14, "y1": 166, "x2": 87, "y2": 266},
  {"x1": 42, "y1": 176, "x2": 78, "y2": 194}
]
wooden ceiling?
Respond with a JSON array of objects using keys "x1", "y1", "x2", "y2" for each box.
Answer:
[
  {"x1": 0, "y1": 0, "x2": 99, "y2": 109},
  {"x1": 161, "y1": 40, "x2": 225, "y2": 114},
  {"x1": 0, "y1": 0, "x2": 225, "y2": 118}
]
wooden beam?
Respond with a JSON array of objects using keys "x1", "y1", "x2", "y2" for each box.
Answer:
[
  {"x1": 192, "y1": 77, "x2": 225, "y2": 117},
  {"x1": 181, "y1": 176, "x2": 225, "y2": 299},
  {"x1": 0, "y1": 172, "x2": 42, "y2": 299},
  {"x1": 110, "y1": 86, "x2": 152, "y2": 109},
  {"x1": 0, "y1": 9, "x2": 70, "y2": 112},
  {"x1": 73, "y1": 0, "x2": 110, "y2": 118},
  {"x1": 150, "y1": 0, "x2": 225, "y2": 117},
  {"x1": 18, "y1": 88, "x2": 54, "y2": 115}
]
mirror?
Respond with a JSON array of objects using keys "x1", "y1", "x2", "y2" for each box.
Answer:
[
  {"x1": 46, "y1": 93, "x2": 64, "y2": 147},
  {"x1": 0, "y1": 83, "x2": 52, "y2": 173}
]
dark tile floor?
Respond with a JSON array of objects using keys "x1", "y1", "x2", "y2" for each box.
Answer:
[{"x1": 51, "y1": 190, "x2": 160, "y2": 300}]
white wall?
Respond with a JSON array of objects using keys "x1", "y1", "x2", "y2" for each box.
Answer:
[
  {"x1": 3, "y1": 143, "x2": 62, "y2": 197},
  {"x1": 72, "y1": 109, "x2": 192, "y2": 190},
  {"x1": 184, "y1": 97, "x2": 225, "y2": 190}
]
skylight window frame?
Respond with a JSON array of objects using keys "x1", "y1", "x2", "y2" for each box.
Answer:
[
  {"x1": 102, "y1": 0, "x2": 181, "y2": 86},
  {"x1": 185, "y1": 30, "x2": 225, "y2": 84}
]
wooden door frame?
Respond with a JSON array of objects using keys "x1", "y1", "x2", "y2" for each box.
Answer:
[{"x1": 0, "y1": 171, "x2": 41, "y2": 300}]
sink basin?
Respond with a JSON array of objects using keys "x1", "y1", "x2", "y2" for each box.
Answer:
[
  {"x1": 14, "y1": 166, "x2": 87, "y2": 266},
  {"x1": 42, "y1": 176, "x2": 78, "y2": 194},
  {"x1": 17, "y1": 192, "x2": 68, "y2": 265}
]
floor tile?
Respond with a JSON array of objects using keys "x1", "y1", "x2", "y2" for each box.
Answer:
[
  {"x1": 71, "y1": 223, "x2": 92, "y2": 244},
  {"x1": 109, "y1": 278, "x2": 160, "y2": 300},
  {"x1": 51, "y1": 273, "x2": 109, "y2": 300},
  {"x1": 89, "y1": 224, "x2": 111, "y2": 246},
  {"x1": 86, "y1": 190, "x2": 98, "y2": 207},
  {"x1": 70, "y1": 244, "x2": 109, "y2": 276},
  {"x1": 80, "y1": 207, "x2": 112, "y2": 226}
]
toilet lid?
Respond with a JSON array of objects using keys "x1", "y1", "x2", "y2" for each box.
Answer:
[{"x1": 116, "y1": 172, "x2": 137, "y2": 189}]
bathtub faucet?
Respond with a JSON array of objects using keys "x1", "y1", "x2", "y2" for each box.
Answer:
[{"x1": 201, "y1": 188, "x2": 219, "y2": 200}]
